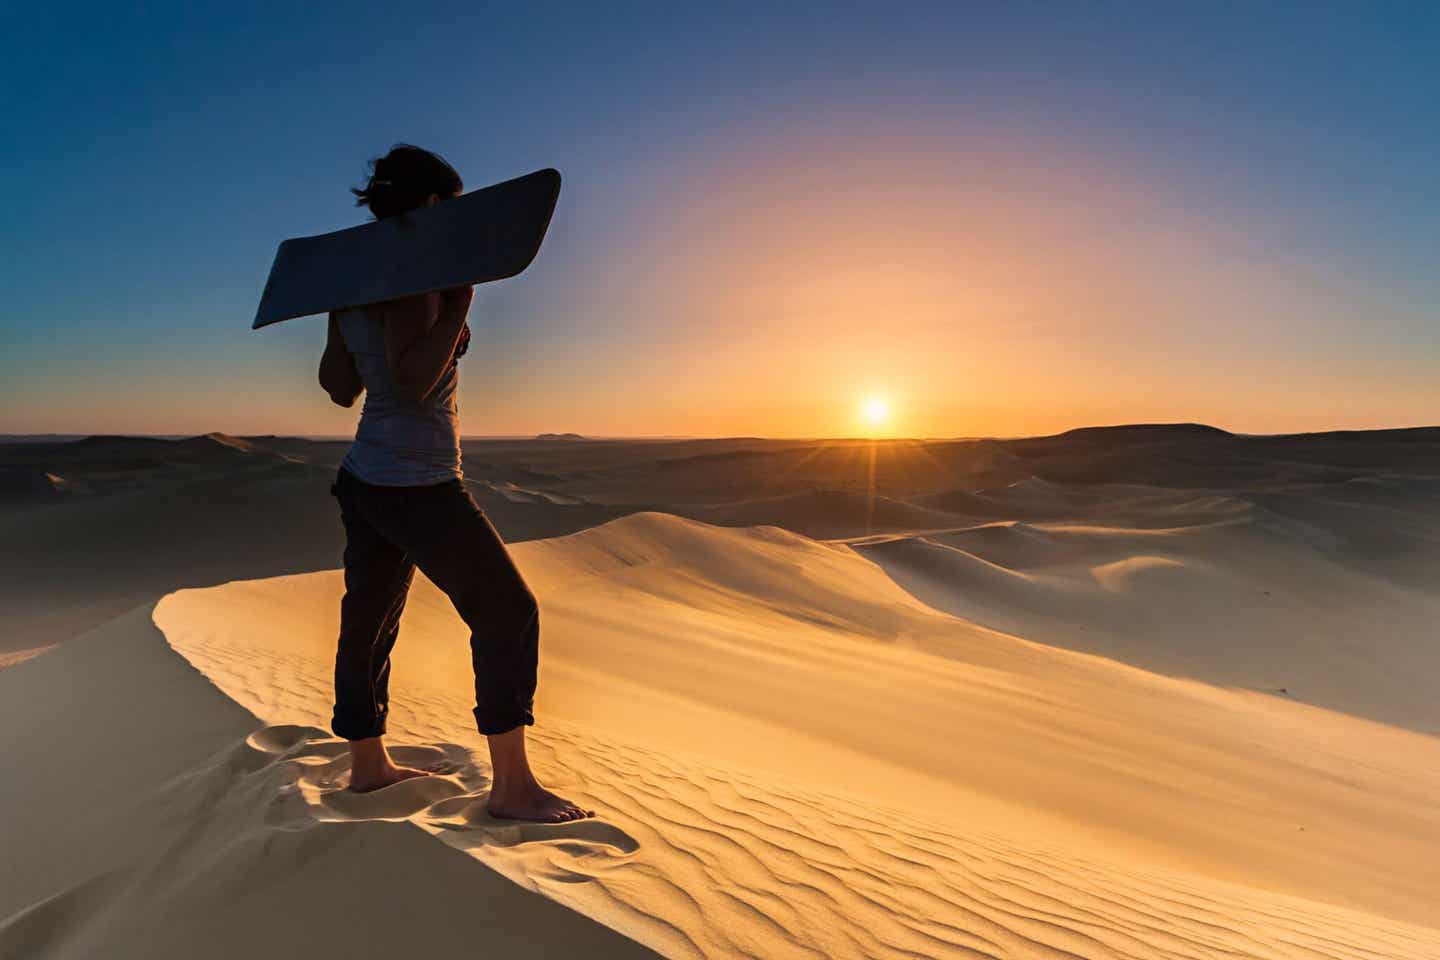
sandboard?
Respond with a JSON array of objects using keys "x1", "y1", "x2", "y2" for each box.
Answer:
[{"x1": 252, "y1": 167, "x2": 561, "y2": 329}]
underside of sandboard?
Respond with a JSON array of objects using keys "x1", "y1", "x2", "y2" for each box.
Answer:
[{"x1": 252, "y1": 167, "x2": 561, "y2": 329}]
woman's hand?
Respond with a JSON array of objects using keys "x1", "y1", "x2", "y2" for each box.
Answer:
[{"x1": 455, "y1": 322, "x2": 471, "y2": 359}]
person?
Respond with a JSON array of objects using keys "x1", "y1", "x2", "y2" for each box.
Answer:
[{"x1": 317, "y1": 144, "x2": 591, "y2": 822}]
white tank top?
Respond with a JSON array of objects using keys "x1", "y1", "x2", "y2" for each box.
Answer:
[{"x1": 336, "y1": 305, "x2": 462, "y2": 486}]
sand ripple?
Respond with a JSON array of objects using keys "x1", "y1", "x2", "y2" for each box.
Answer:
[{"x1": 143, "y1": 721, "x2": 1435, "y2": 960}]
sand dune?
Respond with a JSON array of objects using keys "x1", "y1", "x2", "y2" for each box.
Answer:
[
  {"x1": 690, "y1": 489, "x2": 971, "y2": 538},
  {"x1": 0, "y1": 435, "x2": 623, "y2": 657},
  {"x1": 118, "y1": 512, "x2": 1440, "y2": 954},
  {"x1": 851, "y1": 485, "x2": 1440, "y2": 732},
  {"x1": 0, "y1": 610, "x2": 652, "y2": 959},
  {"x1": 10, "y1": 609, "x2": 1434, "y2": 959},
  {"x1": 5, "y1": 426, "x2": 1439, "y2": 957},
  {"x1": 7, "y1": 512, "x2": 1436, "y2": 956},
  {"x1": 6, "y1": 425, "x2": 1435, "y2": 652}
]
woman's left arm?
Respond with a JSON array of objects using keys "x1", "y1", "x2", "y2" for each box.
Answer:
[{"x1": 319, "y1": 312, "x2": 363, "y2": 407}]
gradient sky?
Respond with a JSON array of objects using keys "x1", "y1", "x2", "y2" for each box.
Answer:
[{"x1": 3, "y1": 3, "x2": 1437, "y2": 438}]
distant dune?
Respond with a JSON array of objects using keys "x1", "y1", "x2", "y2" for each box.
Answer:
[
  {"x1": 0, "y1": 433, "x2": 625, "y2": 654},
  {"x1": 689, "y1": 489, "x2": 970, "y2": 538},
  {"x1": 849, "y1": 484, "x2": 1440, "y2": 731}
]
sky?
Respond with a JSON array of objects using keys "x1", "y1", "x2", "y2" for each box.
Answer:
[{"x1": 2, "y1": 2, "x2": 1437, "y2": 439}]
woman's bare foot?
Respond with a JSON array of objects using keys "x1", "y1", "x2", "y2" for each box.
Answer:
[
  {"x1": 347, "y1": 735, "x2": 434, "y2": 793},
  {"x1": 487, "y1": 779, "x2": 593, "y2": 823},
  {"x1": 484, "y1": 725, "x2": 593, "y2": 822},
  {"x1": 349, "y1": 762, "x2": 432, "y2": 794}
]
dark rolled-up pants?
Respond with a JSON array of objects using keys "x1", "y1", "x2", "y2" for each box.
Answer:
[{"x1": 330, "y1": 468, "x2": 538, "y2": 740}]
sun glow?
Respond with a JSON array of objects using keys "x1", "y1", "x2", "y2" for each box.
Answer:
[{"x1": 861, "y1": 396, "x2": 890, "y2": 431}]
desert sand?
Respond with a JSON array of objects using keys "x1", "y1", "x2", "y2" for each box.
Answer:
[{"x1": 2, "y1": 425, "x2": 1438, "y2": 958}]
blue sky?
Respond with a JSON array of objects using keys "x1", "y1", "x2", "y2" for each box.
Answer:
[{"x1": 2, "y1": 2, "x2": 1436, "y2": 436}]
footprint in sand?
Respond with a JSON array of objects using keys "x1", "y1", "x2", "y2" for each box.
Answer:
[
  {"x1": 241, "y1": 724, "x2": 639, "y2": 862},
  {"x1": 245, "y1": 723, "x2": 335, "y2": 755}
]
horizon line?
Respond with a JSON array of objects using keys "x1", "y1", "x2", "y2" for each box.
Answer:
[{"x1": 3, "y1": 421, "x2": 1439, "y2": 446}]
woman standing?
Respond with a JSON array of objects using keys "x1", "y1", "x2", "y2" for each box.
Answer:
[{"x1": 318, "y1": 144, "x2": 589, "y2": 823}]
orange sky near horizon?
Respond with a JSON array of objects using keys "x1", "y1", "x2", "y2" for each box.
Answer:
[{"x1": 7, "y1": 122, "x2": 1435, "y2": 441}]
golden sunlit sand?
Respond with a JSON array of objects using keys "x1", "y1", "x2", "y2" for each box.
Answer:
[{"x1": 3, "y1": 429, "x2": 1439, "y2": 958}]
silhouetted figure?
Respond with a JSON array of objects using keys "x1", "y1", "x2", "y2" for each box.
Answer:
[{"x1": 318, "y1": 144, "x2": 590, "y2": 822}]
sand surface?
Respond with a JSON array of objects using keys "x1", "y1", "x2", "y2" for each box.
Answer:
[{"x1": 3, "y1": 426, "x2": 1438, "y2": 958}]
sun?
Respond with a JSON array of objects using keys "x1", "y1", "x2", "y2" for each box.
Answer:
[{"x1": 861, "y1": 396, "x2": 890, "y2": 429}]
